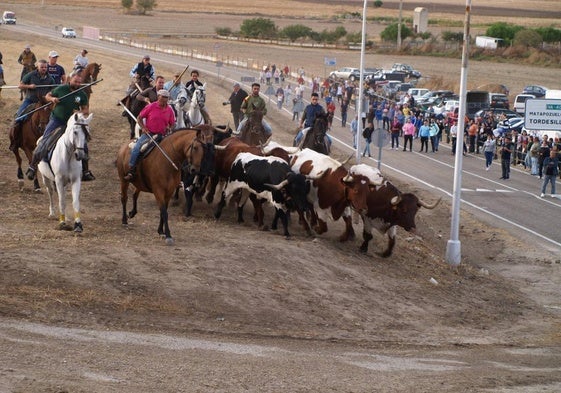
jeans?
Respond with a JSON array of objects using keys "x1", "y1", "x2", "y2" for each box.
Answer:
[
  {"x1": 15, "y1": 98, "x2": 37, "y2": 120},
  {"x1": 541, "y1": 175, "x2": 557, "y2": 195},
  {"x1": 484, "y1": 151, "x2": 494, "y2": 167},
  {"x1": 391, "y1": 133, "x2": 399, "y2": 149},
  {"x1": 363, "y1": 139, "x2": 371, "y2": 156},
  {"x1": 403, "y1": 135, "x2": 413, "y2": 151},
  {"x1": 530, "y1": 157, "x2": 538, "y2": 175},
  {"x1": 237, "y1": 117, "x2": 272, "y2": 136},
  {"x1": 501, "y1": 158, "x2": 510, "y2": 179},
  {"x1": 129, "y1": 133, "x2": 153, "y2": 168}
]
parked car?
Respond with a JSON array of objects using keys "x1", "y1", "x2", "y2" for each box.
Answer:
[
  {"x1": 329, "y1": 67, "x2": 359, "y2": 81},
  {"x1": 348, "y1": 67, "x2": 379, "y2": 81},
  {"x1": 489, "y1": 93, "x2": 509, "y2": 109},
  {"x1": 407, "y1": 88, "x2": 430, "y2": 100},
  {"x1": 61, "y1": 27, "x2": 77, "y2": 38},
  {"x1": 474, "y1": 108, "x2": 520, "y2": 122},
  {"x1": 513, "y1": 94, "x2": 535, "y2": 115},
  {"x1": 391, "y1": 63, "x2": 421, "y2": 78},
  {"x1": 522, "y1": 85, "x2": 548, "y2": 98},
  {"x1": 416, "y1": 90, "x2": 455, "y2": 105}
]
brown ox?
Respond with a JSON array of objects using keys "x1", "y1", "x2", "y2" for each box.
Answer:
[
  {"x1": 290, "y1": 148, "x2": 372, "y2": 241},
  {"x1": 349, "y1": 164, "x2": 441, "y2": 257}
]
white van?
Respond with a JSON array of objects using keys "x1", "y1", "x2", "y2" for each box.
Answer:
[
  {"x1": 407, "y1": 88, "x2": 430, "y2": 100},
  {"x1": 2, "y1": 11, "x2": 16, "y2": 24},
  {"x1": 514, "y1": 94, "x2": 535, "y2": 114}
]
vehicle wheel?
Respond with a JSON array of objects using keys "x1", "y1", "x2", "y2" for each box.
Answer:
[{"x1": 350, "y1": 75, "x2": 356, "y2": 81}]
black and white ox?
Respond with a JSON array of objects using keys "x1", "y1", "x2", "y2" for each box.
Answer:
[
  {"x1": 214, "y1": 152, "x2": 309, "y2": 238},
  {"x1": 349, "y1": 164, "x2": 441, "y2": 257}
]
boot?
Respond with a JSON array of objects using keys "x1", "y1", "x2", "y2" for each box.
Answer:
[
  {"x1": 81, "y1": 159, "x2": 96, "y2": 181},
  {"x1": 26, "y1": 153, "x2": 38, "y2": 180},
  {"x1": 123, "y1": 165, "x2": 136, "y2": 182}
]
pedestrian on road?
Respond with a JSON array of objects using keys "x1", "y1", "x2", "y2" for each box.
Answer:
[
  {"x1": 540, "y1": 149, "x2": 559, "y2": 197},
  {"x1": 499, "y1": 135, "x2": 514, "y2": 180},
  {"x1": 483, "y1": 134, "x2": 496, "y2": 170}
]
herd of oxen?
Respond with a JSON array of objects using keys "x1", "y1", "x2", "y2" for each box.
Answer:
[{"x1": 115, "y1": 123, "x2": 441, "y2": 257}]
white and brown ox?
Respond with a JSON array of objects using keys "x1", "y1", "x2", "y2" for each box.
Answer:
[
  {"x1": 290, "y1": 148, "x2": 373, "y2": 241},
  {"x1": 349, "y1": 164, "x2": 441, "y2": 257}
]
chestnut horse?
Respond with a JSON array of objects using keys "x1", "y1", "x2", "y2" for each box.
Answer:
[
  {"x1": 9, "y1": 99, "x2": 51, "y2": 191},
  {"x1": 80, "y1": 62, "x2": 101, "y2": 98},
  {"x1": 116, "y1": 128, "x2": 221, "y2": 244}
]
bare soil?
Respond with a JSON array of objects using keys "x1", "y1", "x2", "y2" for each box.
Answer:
[{"x1": 0, "y1": 5, "x2": 561, "y2": 393}]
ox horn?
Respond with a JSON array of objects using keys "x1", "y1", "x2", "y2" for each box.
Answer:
[
  {"x1": 259, "y1": 135, "x2": 272, "y2": 148},
  {"x1": 339, "y1": 154, "x2": 354, "y2": 166},
  {"x1": 390, "y1": 195, "x2": 401, "y2": 206},
  {"x1": 264, "y1": 179, "x2": 289, "y2": 190},
  {"x1": 418, "y1": 196, "x2": 441, "y2": 209},
  {"x1": 342, "y1": 174, "x2": 354, "y2": 183},
  {"x1": 214, "y1": 142, "x2": 230, "y2": 151}
]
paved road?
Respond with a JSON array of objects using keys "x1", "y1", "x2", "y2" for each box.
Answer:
[{"x1": 15, "y1": 23, "x2": 561, "y2": 257}]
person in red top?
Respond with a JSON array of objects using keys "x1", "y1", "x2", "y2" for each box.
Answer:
[
  {"x1": 326, "y1": 98, "x2": 336, "y2": 129},
  {"x1": 124, "y1": 89, "x2": 176, "y2": 181}
]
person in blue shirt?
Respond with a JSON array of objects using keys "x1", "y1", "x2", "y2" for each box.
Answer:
[{"x1": 294, "y1": 92, "x2": 325, "y2": 145}]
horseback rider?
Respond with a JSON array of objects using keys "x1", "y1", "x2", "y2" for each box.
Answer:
[
  {"x1": 184, "y1": 70, "x2": 211, "y2": 123},
  {"x1": 17, "y1": 44, "x2": 37, "y2": 81},
  {"x1": 294, "y1": 92, "x2": 325, "y2": 145},
  {"x1": 235, "y1": 82, "x2": 272, "y2": 136},
  {"x1": 124, "y1": 54, "x2": 155, "y2": 99},
  {"x1": 124, "y1": 89, "x2": 176, "y2": 182},
  {"x1": 26, "y1": 70, "x2": 92, "y2": 181},
  {"x1": 73, "y1": 49, "x2": 88, "y2": 71},
  {"x1": 9, "y1": 59, "x2": 54, "y2": 153}
]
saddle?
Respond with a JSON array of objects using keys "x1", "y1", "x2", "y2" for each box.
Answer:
[
  {"x1": 128, "y1": 134, "x2": 163, "y2": 159},
  {"x1": 39, "y1": 127, "x2": 66, "y2": 162}
]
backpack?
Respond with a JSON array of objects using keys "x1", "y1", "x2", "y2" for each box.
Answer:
[{"x1": 362, "y1": 127, "x2": 373, "y2": 139}]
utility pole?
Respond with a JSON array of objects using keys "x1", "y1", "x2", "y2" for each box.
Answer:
[{"x1": 397, "y1": 0, "x2": 403, "y2": 49}]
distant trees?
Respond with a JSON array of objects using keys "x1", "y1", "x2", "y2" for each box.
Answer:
[{"x1": 121, "y1": 0, "x2": 157, "y2": 14}]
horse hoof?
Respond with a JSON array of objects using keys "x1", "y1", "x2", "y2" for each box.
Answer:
[
  {"x1": 165, "y1": 237, "x2": 174, "y2": 245},
  {"x1": 74, "y1": 222, "x2": 83, "y2": 233},
  {"x1": 58, "y1": 222, "x2": 72, "y2": 231}
]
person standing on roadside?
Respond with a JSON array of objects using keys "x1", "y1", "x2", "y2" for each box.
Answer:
[
  {"x1": 483, "y1": 134, "x2": 496, "y2": 170},
  {"x1": 402, "y1": 117, "x2": 416, "y2": 152},
  {"x1": 540, "y1": 149, "x2": 559, "y2": 197},
  {"x1": 340, "y1": 98, "x2": 349, "y2": 127},
  {"x1": 499, "y1": 135, "x2": 514, "y2": 180},
  {"x1": 224, "y1": 82, "x2": 248, "y2": 130}
]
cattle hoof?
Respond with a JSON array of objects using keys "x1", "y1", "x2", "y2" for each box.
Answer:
[
  {"x1": 359, "y1": 246, "x2": 368, "y2": 254},
  {"x1": 165, "y1": 237, "x2": 174, "y2": 245},
  {"x1": 74, "y1": 222, "x2": 83, "y2": 233}
]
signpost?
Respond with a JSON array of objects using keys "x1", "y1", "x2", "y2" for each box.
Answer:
[{"x1": 524, "y1": 99, "x2": 561, "y2": 131}]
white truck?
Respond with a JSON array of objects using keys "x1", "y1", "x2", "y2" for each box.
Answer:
[{"x1": 2, "y1": 11, "x2": 16, "y2": 24}]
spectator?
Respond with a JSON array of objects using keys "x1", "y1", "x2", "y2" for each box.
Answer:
[
  {"x1": 418, "y1": 119, "x2": 430, "y2": 153},
  {"x1": 402, "y1": 117, "x2": 416, "y2": 152},
  {"x1": 340, "y1": 98, "x2": 349, "y2": 127},
  {"x1": 499, "y1": 135, "x2": 514, "y2": 180},
  {"x1": 540, "y1": 149, "x2": 559, "y2": 197},
  {"x1": 538, "y1": 137, "x2": 551, "y2": 179},
  {"x1": 350, "y1": 115, "x2": 358, "y2": 148},
  {"x1": 483, "y1": 134, "x2": 496, "y2": 170},
  {"x1": 362, "y1": 123, "x2": 374, "y2": 157},
  {"x1": 390, "y1": 116, "x2": 402, "y2": 150}
]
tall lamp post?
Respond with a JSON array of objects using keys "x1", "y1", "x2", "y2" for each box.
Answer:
[
  {"x1": 397, "y1": 0, "x2": 403, "y2": 49},
  {"x1": 355, "y1": 0, "x2": 369, "y2": 163},
  {"x1": 445, "y1": 0, "x2": 472, "y2": 266}
]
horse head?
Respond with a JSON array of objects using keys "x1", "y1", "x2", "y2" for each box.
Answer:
[
  {"x1": 89, "y1": 63, "x2": 101, "y2": 82},
  {"x1": 193, "y1": 84, "x2": 206, "y2": 108},
  {"x1": 312, "y1": 112, "x2": 329, "y2": 145},
  {"x1": 65, "y1": 112, "x2": 93, "y2": 161}
]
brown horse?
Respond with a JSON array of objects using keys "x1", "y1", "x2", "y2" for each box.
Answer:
[
  {"x1": 237, "y1": 105, "x2": 269, "y2": 146},
  {"x1": 116, "y1": 128, "x2": 220, "y2": 244},
  {"x1": 9, "y1": 99, "x2": 52, "y2": 191},
  {"x1": 80, "y1": 62, "x2": 101, "y2": 98}
]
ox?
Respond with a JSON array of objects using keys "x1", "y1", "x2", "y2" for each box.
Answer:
[
  {"x1": 349, "y1": 164, "x2": 441, "y2": 257},
  {"x1": 207, "y1": 137, "x2": 292, "y2": 227},
  {"x1": 214, "y1": 152, "x2": 309, "y2": 238},
  {"x1": 290, "y1": 148, "x2": 372, "y2": 241}
]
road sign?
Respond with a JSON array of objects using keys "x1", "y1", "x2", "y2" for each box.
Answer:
[
  {"x1": 324, "y1": 57, "x2": 336, "y2": 66},
  {"x1": 525, "y1": 99, "x2": 561, "y2": 131},
  {"x1": 372, "y1": 128, "x2": 388, "y2": 148}
]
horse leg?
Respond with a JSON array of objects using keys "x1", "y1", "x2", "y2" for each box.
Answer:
[
  {"x1": 120, "y1": 180, "x2": 129, "y2": 226},
  {"x1": 129, "y1": 189, "x2": 140, "y2": 219},
  {"x1": 55, "y1": 177, "x2": 71, "y2": 230},
  {"x1": 43, "y1": 176, "x2": 57, "y2": 219},
  {"x1": 13, "y1": 149, "x2": 24, "y2": 191},
  {"x1": 158, "y1": 201, "x2": 174, "y2": 245},
  {"x1": 71, "y1": 176, "x2": 83, "y2": 233}
]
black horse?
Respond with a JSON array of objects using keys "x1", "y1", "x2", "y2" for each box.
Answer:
[{"x1": 298, "y1": 112, "x2": 331, "y2": 155}]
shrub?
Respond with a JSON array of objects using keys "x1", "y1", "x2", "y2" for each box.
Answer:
[
  {"x1": 240, "y1": 18, "x2": 277, "y2": 39},
  {"x1": 513, "y1": 29, "x2": 543, "y2": 48}
]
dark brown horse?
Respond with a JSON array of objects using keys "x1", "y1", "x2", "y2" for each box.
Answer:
[
  {"x1": 116, "y1": 128, "x2": 221, "y2": 244},
  {"x1": 80, "y1": 62, "x2": 101, "y2": 98},
  {"x1": 237, "y1": 105, "x2": 269, "y2": 146},
  {"x1": 299, "y1": 111, "x2": 331, "y2": 155},
  {"x1": 9, "y1": 99, "x2": 52, "y2": 191}
]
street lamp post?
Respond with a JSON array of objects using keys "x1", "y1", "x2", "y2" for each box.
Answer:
[
  {"x1": 445, "y1": 0, "x2": 472, "y2": 266},
  {"x1": 355, "y1": 0, "x2": 369, "y2": 163}
]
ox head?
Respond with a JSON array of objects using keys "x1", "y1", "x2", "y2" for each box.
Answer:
[
  {"x1": 341, "y1": 172, "x2": 371, "y2": 214},
  {"x1": 387, "y1": 189, "x2": 441, "y2": 232},
  {"x1": 265, "y1": 172, "x2": 310, "y2": 213}
]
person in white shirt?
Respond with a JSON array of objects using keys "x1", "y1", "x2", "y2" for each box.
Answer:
[{"x1": 73, "y1": 49, "x2": 88, "y2": 70}]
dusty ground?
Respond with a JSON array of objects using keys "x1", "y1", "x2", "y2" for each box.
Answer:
[{"x1": 1, "y1": 4, "x2": 561, "y2": 393}]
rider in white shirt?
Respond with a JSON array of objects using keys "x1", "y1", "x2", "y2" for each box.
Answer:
[{"x1": 73, "y1": 49, "x2": 88, "y2": 70}]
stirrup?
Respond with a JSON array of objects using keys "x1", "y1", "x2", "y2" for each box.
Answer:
[
  {"x1": 26, "y1": 168, "x2": 36, "y2": 180},
  {"x1": 82, "y1": 171, "x2": 96, "y2": 181}
]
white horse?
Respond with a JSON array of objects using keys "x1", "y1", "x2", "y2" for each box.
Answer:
[
  {"x1": 185, "y1": 83, "x2": 208, "y2": 127},
  {"x1": 38, "y1": 112, "x2": 93, "y2": 232},
  {"x1": 173, "y1": 85, "x2": 189, "y2": 130}
]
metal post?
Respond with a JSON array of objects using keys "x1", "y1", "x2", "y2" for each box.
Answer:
[
  {"x1": 446, "y1": 0, "x2": 472, "y2": 266},
  {"x1": 356, "y1": 0, "x2": 369, "y2": 164},
  {"x1": 397, "y1": 0, "x2": 403, "y2": 49}
]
